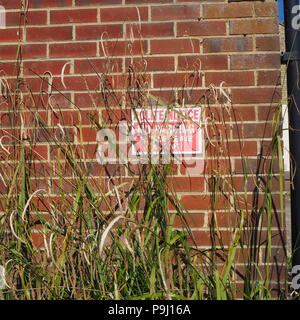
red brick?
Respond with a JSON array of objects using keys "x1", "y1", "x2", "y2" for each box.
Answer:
[
  {"x1": 29, "y1": 0, "x2": 73, "y2": 8},
  {"x1": 228, "y1": 141, "x2": 258, "y2": 157},
  {"x1": 76, "y1": 0, "x2": 121, "y2": 5},
  {"x1": 231, "y1": 88, "x2": 281, "y2": 104},
  {"x1": 126, "y1": 22, "x2": 173, "y2": 38},
  {"x1": 256, "y1": 36, "x2": 280, "y2": 51},
  {"x1": 100, "y1": 7, "x2": 148, "y2": 23},
  {"x1": 230, "y1": 54, "x2": 280, "y2": 70},
  {"x1": 75, "y1": 58, "x2": 123, "y2": 74},
  {"x1": 24, "y1": 60, "x2": 71, "y2": 76},
  {"x1": 0, "y1": 0, "x2": 21, "y2": 8},
  {"x1": 99, "y1": 40, "x2": 147, "y2": 56},
  {"x1": 257, "y1": 70, "x2": 281, "y2": 86},
  {"x1": 173, "y1": 213, "x2": 205, "y2": 228},
  {"x1": 101, "y1": 109, "x2": 130, "y2": 125},
  {"x1": 0, "y1": 28, "x2": 20, "y2": 42},
  {"x1": 230, "y1": 106, "x2": 256, "y2": 122},
  {"x1": 20, "y1": 77, "x2": 44, "y2": 92},
  {"x1": 178, "y1": 55, "x2": 228, "y2": 71},
  {"x1": 234, "y1": 158, "x2": 258, "y2": 174},
  {"x1": 76, "y1": 25, "x2": 123, "y2": 40},
  {"x1": 31, "y1": 232, "x2": 44, "y2": 248},
  {"x1": 187, "y1": 231, "x2": 211, "y2": 247},
  {"x1": 151, "y1": 39, "x2": 200, "y2": 54},
  {"x1": 0, "y1": 62, "x2": 17, "y2": 76},
  {"x1": 47, "y1": 93, "x2": 72, "y2": 109},
  {"x1": 152, "y1": 5, "x2": 199, "y2": 20},
  {"x1": 126, "y1": 0, "x2": 172, "y2": 3},
  {"x1": 50, "y1": 42, "x2": 97, "y2": 58},
  {"x1": 180, "y1": 195, "x2": 211, "y2": 211},
  {"x1": 75, "y1": 93, "x2": 102, "y2": 109},
  {"x1": 230, "y1": 19, "x2": 278, "y2": 35},
  {"x1": 126, "y1": 56, "x2": 175, "y2": 71},
  {"x1": 80, "y1": 128, "x2": 97, "y2": 144},
  {"x1": 0, "y1": 44, "x2": 47, "y2": 60},
  {"x1": 31, "y1": 145, "x2": 48, "y2": 160},
  {"x1": 233, "y1": 123, "x2": 274, "y2": 139},
  {"x1": 27, "y1": 26, "x2": 73, "y2": 42},
  {"x1": 167, "y1": 177, "x2": 204, "y2": 192},
  {"x1": 255, "y1": 3, "x2": 278, "y2": 17},
  {"x1": 203, "y1": 3, "x2": 252, "y2": 19},
  {"x1": 177, "y1": 21, "x2": 226, "y2": 37},
  {"x1": 6, "y1": 11, "x2": 47, "y2": 26},
  {"x1": 52, "y1": 109, "x2": 96, "y2": 126},
  {"x1": 153, "y1": 72, "x2": 202, "y2": 88},
  {"x1": 52, "y1": 75, "x2": 100, "y2": 91},
  {"x1": 207, "y1": 140, "x2": 257, "y2": 157},
  {"x1": 177, "y1": 0, "x2": 223, "y2": 2},
  {"x1": 205, "y1": 71, "x2": 255, "y2": 87},
  {"x1": 51, "y1": 9, "x2": 98, "y2": 24},
  {"x1": 180, "y1": 159, "x2": 206, "y2": 176},
  {"x1": 203, "y1": 37, "x2": 253, "y2": 53}
]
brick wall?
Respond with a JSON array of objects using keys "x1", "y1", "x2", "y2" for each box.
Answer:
[{"x1": 0, "y1": 0, "x2": 285, "y2": 294}]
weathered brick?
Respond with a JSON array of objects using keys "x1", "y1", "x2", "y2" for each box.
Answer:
[
  {"x1": 6, "y1": 11, "x2": 47, "y2": 26},
  {"x1": 177, "y1": 21, "x2": 226, "y2": 37},
  {"x1": 126, "y1": 0, "x2": 172, "y2": 3},
  {"x1": 100, "y1": 7, "x2": 148, "y2": 23},
  {"x1": 205, "y1": 71, "x2": 255, "y2": 87},
  {"x1": 51, "y1": 9, "x2": 98, "y2": 24},
  {"x1": 152, "y1": 5, "x2": 199, "y2": 20},
  {"x1": 231, "y1": 88, "x2": 281, "y2": 104},
  {"x1": 178, "y1": 55, "x2": 228, "y2": 70},
  {"x1": 0, "y1": 0, "x2": 20, "y2": 8},
  {"x1": 27, "y1": 26, "x2": 73, "y2": 42},
  {"x1": 0, "y1": 44, "x2": 47, "y2": 59},
  {"x1": 126, "y1": 56, "x2": 175, "y2": 71},
  {"x1": 76, "y1": 25, "x2": 123, "y2": 40},
  {"x1": 50, "y1": 42, "x2": 97, "y2": 58},
  {"x1": 126, "y1": 22, "x2": 174, "y2": 38},
  {"x1": 203, "y1": 37, "x2": 253, "y2": 53},
  {"x1": 0, "y1": 28, "x2": 20, "y2": 42},
  {"x1": 203, "y1": 3, "x2": 252, "y2": 19},
  {"x1": 180, "y1": 195, "x2": 211, "y2": 211},
  {"x1": 173, "y1": 213, "x2": 205, "y2": 228},
  {"x1": 257, "y1": 70, "x2": 281, "y2": 86},
  {"x1": 153, "y1": 72, "x2": 202, "y2": 88},
  {"x1": 24, "y1": 60, "x2": 70, "y2": 76},
  {"x1": 230, "y1": 19, "x2": 278, "y2": 35},
  {"x1": 255, "y1": 3, "x2": 278, "y2": 17},
  {"x1": 231, "y1": 54, "x2": 280, "y2": 70},
  {"x1": 75, "y1": 0, "x2": 121, "y2": 5},
  {"x1": 99, "y1": 40, "x2": 147, "y2": 56},
  {"x1": 0, "y1": 62, "x2": 17, "y2": 76},
  {"x1": 256, "y1": 36, "x2": 280, "y2": 51},
  {"x1": 75, "y1": 58, "x2": 123, "y2": 74},
  {"x1": 29, "y1": 0, "x2": 73, "y2": 8},
  {"x1": 167, "y1": 177, "x2": 204, "y2": 192},
  {"x1": 151, "y1": 39, "x2": 200, "y2": 54}
]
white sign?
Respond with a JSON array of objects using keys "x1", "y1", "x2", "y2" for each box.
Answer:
[{"x1": 131, "y1": 108, "x2": 202, "y2": 155}]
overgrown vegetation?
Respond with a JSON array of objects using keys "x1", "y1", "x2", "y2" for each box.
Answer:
[{"x1": 0, "y1": 4, "x2": 288, "y2": 300}]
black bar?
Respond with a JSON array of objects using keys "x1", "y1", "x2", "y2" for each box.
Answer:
[{"x1": 283, "y1": 0, "x2": 300, "y2": 267}]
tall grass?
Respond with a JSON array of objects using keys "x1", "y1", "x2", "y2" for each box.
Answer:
[{"x1": 0, "y1": 5, "x2": 288, "y2": 300}]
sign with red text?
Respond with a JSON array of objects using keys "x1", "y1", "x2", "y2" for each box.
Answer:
[{"x1": 131, "y1": 108, "x2": 202, "y2": 155}]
